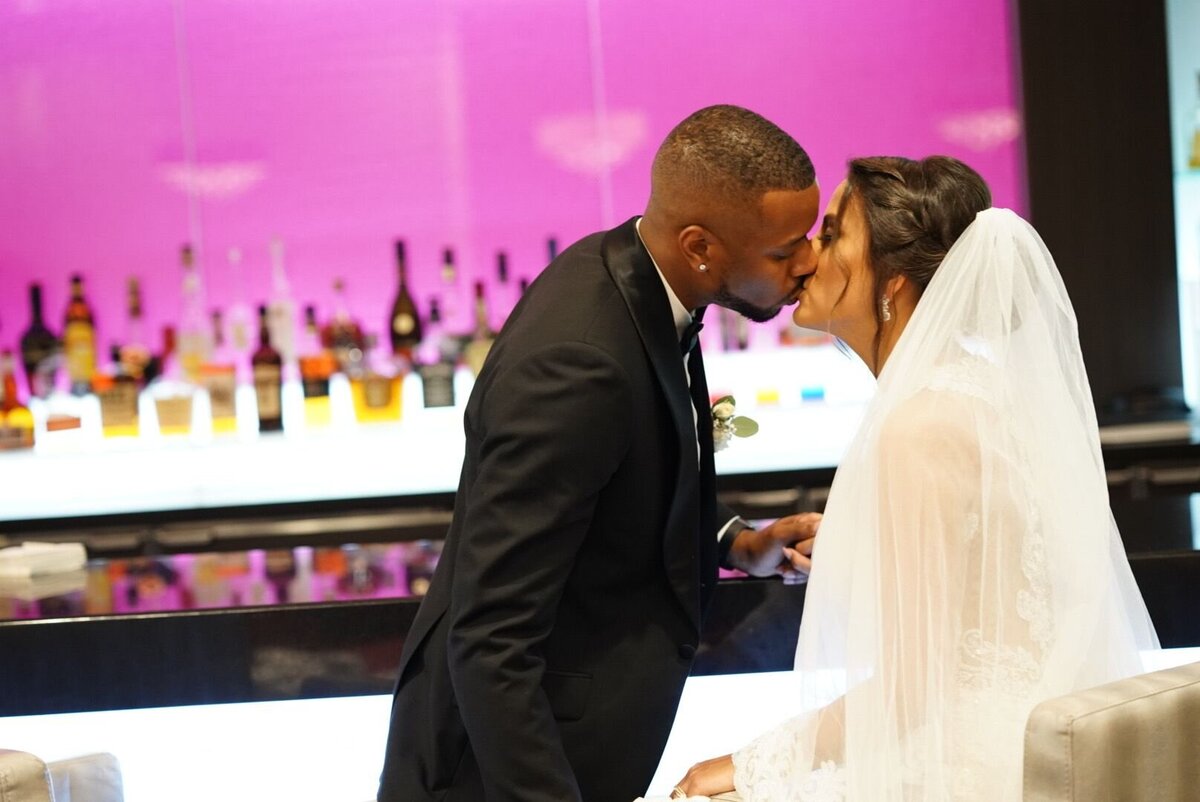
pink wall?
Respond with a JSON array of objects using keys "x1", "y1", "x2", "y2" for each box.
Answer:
[{"x1": 0, "y1": 0, "x2": 1023, "y2": 369}]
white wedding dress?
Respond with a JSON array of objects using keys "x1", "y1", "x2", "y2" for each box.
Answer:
[{"x1": 645, "y1": 209, "x2": 1159, "y2": 802}]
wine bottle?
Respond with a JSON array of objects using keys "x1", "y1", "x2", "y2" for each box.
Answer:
[
  {"x1": 63, "y1": 274, "x2": 96, "y2": 396},
  {"x1": 389, "y1": 240, "x2": 423, "y2": 365},
  {"x1": 547, "y1": 236, "x2": 559, "y2": 262},
  {"x1": 439, "y1": 247, "x2": 462, "y2": 335},
  {"x1": 19, "y1": 283, "x2": 59, "y2": 399},
  {"x1": 251, "y1": 305, "x2": 284, "y2": 433}
]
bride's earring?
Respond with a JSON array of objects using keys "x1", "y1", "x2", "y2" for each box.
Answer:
[
  {"x1": 881, "y1": 295, "x2": 892, "y2": 322},
  {"x1": 697, "y1": 263, "x2": 709, "y2": 273}
]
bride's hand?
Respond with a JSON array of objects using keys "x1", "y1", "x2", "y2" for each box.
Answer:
[{"x1": 673, "y1": 754, "x2": 735, "y2": 798}]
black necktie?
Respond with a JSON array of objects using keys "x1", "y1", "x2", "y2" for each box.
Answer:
[{"x1": 680, "y1": 320, "x2": 704, "y2": 355}]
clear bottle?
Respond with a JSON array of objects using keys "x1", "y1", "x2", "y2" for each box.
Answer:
[
  {"x1": 267, "y1": 236, "x2": 298, "y2": 368},
  {"x1": 20, "y1": 283, "x2": 60, "y2": 399},
  {"x1": 177, "y1": 244, "x2": 212, "y2": 385},
  {"x1": 202, "y1": 309, "x2": 239, "y2": 434},
  {"x1": 389, "y1": 239, "x2": 423, "y2": 368},
  {"x1": 439, "y1": 247, "x2": 462, "y2": 334},
  {"x1": 62, "y1": 274, "x2": 97, "y2": 396},
  {"x1": 462, "y1": 281, "x2": 496, "y2": 376}
]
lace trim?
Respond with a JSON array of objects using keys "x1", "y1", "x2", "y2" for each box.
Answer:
[{"x1": 733, "y1": 733, "x2": 846, "y2": 801}]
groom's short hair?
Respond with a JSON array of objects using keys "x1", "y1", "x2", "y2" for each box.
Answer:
[{"x1": 652, "y1": 105, "x2": 815, "y2": 208}]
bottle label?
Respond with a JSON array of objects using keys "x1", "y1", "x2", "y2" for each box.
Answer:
[
  {"x1": 97, "y1": 381, "x2": 139, "y2": 427},
  {"x1": 204, "y1": 370, "x2": 238, "y2": 419},
  {"x1": 301, "y1": 376, "x2": 330, "y2": 399},
  {"x1": 393, "y1": 312, "x2": 416, "y2": 337},
  {"x1": 63, "y1": 321, "x2": 95, "y2": 382},
  {"x1": 362, "y1": 374, "x2": 395, "y2": 408},
  {"x1": 418, "y1": 362, "x2": 456, "y2": 408},
  {"x1": 253, "y1": 364, "x2": 282, "y2": 417},
  {"x1": 0, "y1": 424, "x2": 34, "y2": 450}
]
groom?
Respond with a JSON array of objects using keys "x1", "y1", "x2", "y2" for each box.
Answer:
[{"x1": 377, "y1": 105, "x2": 822, "y2": 802}]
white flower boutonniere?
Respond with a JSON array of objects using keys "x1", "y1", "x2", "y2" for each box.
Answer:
[{"x1": 711, "y1": 395, "x2": 759, "y2": 452}]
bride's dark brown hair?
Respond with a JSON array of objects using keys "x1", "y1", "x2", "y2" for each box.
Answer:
[{"x1": 837, "y1": 155, "x2": 991, "y2": 365}]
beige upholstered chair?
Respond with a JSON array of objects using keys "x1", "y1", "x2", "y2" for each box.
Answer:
[
  {"x1": 1024, "y1": 660, "x2": 1200, "y2": 801},
  {"x1": 0, "y1": 750, "x2": 123, "y2": 802}
]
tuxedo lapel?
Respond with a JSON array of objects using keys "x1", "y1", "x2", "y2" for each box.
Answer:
[{"x1": 601, "y1": 218, "x2": 706, "y2": 631}]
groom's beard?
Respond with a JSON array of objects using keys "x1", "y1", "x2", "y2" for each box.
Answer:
[{"x1": 712, "y1": 281, "x2": 802, "y2": 323}]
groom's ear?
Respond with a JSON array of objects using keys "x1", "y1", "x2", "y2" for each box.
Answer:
[{"x1": 678, "y1": 225, "x2": 713, "y2": 269}]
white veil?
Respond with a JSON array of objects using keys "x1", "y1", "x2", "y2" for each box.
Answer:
[{"x1": 732, "y1": 208, "x2": 1159, "y2": 801}]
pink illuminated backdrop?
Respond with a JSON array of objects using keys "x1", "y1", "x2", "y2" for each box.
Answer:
[{"x1": 0, "y1": 0, "x2": 1023, "y2": 369}]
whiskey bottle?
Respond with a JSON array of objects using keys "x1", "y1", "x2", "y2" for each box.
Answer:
[
  {"x1": 251, "y1": 305, "x2": 284, "y2": 433},
  {"x1": 0, "y1": 350, "x2": 35, "y2": 450},
  {"x1": 63, "y1": 274, "x2": 96, "y2": 396}
]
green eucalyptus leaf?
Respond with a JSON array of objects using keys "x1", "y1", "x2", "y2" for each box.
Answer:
[{"x1": 732, "y1": 416, "x2": 759, "y2": 437}]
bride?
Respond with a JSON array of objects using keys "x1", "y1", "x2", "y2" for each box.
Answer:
[{"x1": 664, "y1": 156, "x2": 1159, "y2": 800}]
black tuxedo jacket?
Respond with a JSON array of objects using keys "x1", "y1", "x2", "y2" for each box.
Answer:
[{"x1": 378, "y1": 218, "x2": 727, "y2": 802}]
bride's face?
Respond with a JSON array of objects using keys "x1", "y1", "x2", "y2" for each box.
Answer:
[{"x1": 792, "y1": 180, "x2": 875, "y2": 340}]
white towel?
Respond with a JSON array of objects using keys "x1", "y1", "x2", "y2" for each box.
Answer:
[{"x1": 0, "y1": 541, "x2": 87, "y2": 579}]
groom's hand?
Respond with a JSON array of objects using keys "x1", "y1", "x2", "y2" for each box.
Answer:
[{"x1": 727, "y1": 512, "x2": 820, "y2": 583}]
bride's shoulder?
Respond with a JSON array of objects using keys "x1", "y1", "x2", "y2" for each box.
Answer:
[{"x1": 878, "y1": 368, "x2": 995, "y2": 459}]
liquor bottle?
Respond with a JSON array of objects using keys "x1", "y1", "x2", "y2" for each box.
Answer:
[
  {"x1": 463, "y1": 281, "x2": 496, "y2": 376},
  {"x1": 150, "y1": 325, "x2": 194, "y2": 436},
  {"x1": 518, "y1": 277, "x2": 530, "y2": 297},
  {"x1": 389, "y1": 239, "x2": 423, "y2": 366},
  {"x1": 321, "y1": 278, "x2": 367, "y2": 378},
  {"x1": 225, "y1": 246, "x2": 253, "y2": 357},
  {"x1": 19, "y1": 283, "x2": 59, "y2": 399},
  {"x1": 547, "y1": 236, "x2": 559, "y2": 262},
  {"x1": 120, "y1": 277, "x2": 151, "y2": 383},
  {"x1": 0, "y1": 350, "x2": 35, "y2": 450},
  {"x1": 439, "y1": 247, "x2": 462, "y2": 337},
  {"x1": 251, "y1": 305, "x2": 284, "y2": 433},
  {"x1": 494, "y1": 250, "x2": 515, "y2": 324},
  {"x1": 202, "y1": 309, "x2": 238, "y2": 434},
  {"x1": 417, "y1": 296, "x2": 455, "y2": 409},
  {"x1": 95, "y1": 343, "x2": 139, "y2": 438},
  {"x1": 1191, "y1": 71, "x2": 1200, "y2": 170},
  {"x1": 351, "y1": 332, "x2": 402, "y2": 424},
  {"x1": 298, "y1": 304, "x2": 335, "y2": 427},
  {"x1": 177, "y1": 244, "x2": 211, "y2": 384},
  {"x1": 62, "y1": 274, "x2": 96, "y2": 396},
  {"x1": 267, "y1": 237, "x2": 298, "y2": 367}
]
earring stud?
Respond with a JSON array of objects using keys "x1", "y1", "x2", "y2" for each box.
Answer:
[{"x1": 698, "y1": 263, "x2": 708, "y2": 273}]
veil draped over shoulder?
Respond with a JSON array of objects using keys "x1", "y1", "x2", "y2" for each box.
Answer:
[{"x1": 732, "y1": 209, "x2": 1159, "y2": 801}]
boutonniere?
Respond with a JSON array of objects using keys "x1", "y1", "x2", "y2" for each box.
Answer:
[{"x1": 711, "y1": 395, "x2": 758, "y2": 452}]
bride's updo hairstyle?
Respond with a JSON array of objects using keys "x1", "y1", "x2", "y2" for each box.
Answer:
[{"x1": 843, "y1": 155, "x2": 991, "y2": 364}]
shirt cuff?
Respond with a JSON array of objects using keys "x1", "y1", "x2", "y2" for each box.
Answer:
[{"x1": 716, "y1": 516, "x2": 752, "y2": 570}]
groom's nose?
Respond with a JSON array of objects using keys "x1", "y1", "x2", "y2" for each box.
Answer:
[{"x1": 791, "y1": 240, "x2": 817, "y2": 277}]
